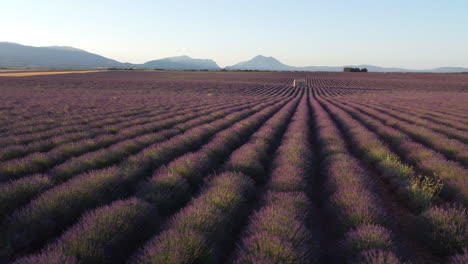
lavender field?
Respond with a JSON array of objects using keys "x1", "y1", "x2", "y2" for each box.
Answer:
[{"x1": 0, "y1": 71, "x2": 467, "y2": 264}]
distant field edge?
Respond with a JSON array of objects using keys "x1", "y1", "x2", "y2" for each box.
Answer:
[{"x1": 0, "y1": 70, "x2": 106, "y2": 77}]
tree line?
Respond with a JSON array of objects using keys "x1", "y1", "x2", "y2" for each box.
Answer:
[{"x1": 343, "y1": 67, "x2": 368, "y2": 72}]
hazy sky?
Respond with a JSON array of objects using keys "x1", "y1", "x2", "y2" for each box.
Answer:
[{"x1": 2, "y1": 0, "x2": 468, "y2": 68}]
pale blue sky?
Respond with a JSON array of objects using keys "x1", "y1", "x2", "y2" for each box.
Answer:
[{"x1": 1, "y1": 0, "x2": 467, "y2": 68}]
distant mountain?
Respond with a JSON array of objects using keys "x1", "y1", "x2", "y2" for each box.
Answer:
[
  {"x1": 0, "y1": 42, "x2": 220, "y2": 70},
  {"x1": 226, "y1": 55, "x2": 295, "y2": 71},
  {"x1": 430, "y1": 67, "x2": 468, "y2": 73},
  {"x1": 0, "y1": 42, "x2": 121, "y2": 68},
  {"x1": 1, "y1": 42, "x2": 467, "y2": 72},
  {"x1": 226, "y1": 55, "x2": 344, "y2": 71},
  {"x1": 43, "y1": 46, "x2": 87, "y2": 52},
  {"x1": 142, "y1": 55, "x2": 220, "y2": 70},
  {"x1": 225, "y1": 55, "x2": 468, "y2": 73}
]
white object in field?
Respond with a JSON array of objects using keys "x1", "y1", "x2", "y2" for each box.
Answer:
[{"x1": 293, "y1": 79, "x2": 306, "y2": 87}]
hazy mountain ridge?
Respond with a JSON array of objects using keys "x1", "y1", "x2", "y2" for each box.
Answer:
[
  {"x1": 0, "y1": 42, "x2": 220, "y2": 70},
  {"x1": 1, "y1": 42, "x2": 467, "y2": 72},
  {"x1": 0, "y1": 42, "x2": 121, "y2": 68},
  {"x1": 226, "y1": 55, "x2": 296, "y2": 71},
  {"x1": 42, "y1": 46, "x2": 88, "y2": 52},
  {"x1": 142, "y1": 55, "x2": 220, "y2": 70},
  {"x1": 227, "y1": 55, "x2": 468, "y2": 73}
]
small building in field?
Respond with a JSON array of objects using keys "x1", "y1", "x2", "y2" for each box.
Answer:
[{"x1": 293, "y1": 79, "x2": 306, "y2": 87}]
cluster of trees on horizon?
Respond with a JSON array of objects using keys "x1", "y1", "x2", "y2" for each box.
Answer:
[
  {"x1": 343, "y1": 67, "x2": 368, "y2": 72},
  {"x1": 106, "y1": 67, "x2": 373, "y2": 73}
]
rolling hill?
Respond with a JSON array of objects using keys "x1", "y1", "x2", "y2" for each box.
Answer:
[
  {"x1": 1, "y1": 42, "x2": 467, "y2": 72},
  {"x1": 142, "y1": 56, "x2": 220, "y2": 70},
  {"x1": 0, "y1": 42, "x2": 121, "y2": 69},
  {"x1": 0, "y1": 42, "x2": 220, "y2": 70},
  {"x1": 225, "y1": 56, "x2": 468, "y2": 72}
]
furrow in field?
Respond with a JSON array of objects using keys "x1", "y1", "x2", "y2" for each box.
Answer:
[
  {"x1": 345, "y1": 99, "x2": 468, "y2": 145},
  {"x1": 228, "y1": 89, "x2": 320, "y2": 264},
  {"x1": 327, "y1": 98, "x2": 468, "y2": 205},
  {"x1": 0, "y1": 107, "x2": 170, "y2": 161},
  {"x1": 0, "y1": 106, "x2": 159, "y2": 147},
  {"x1": 0, "y1": 98, "x2": 278, "y2": 217},
  {"x1": 0, "y1": 99, "x2": 237, "y2": 161},
  {"x1": 338, "y1": 99, "x2": 468, "y2": 166},
  {"x1": 1, "y1": 97, "x2": 288, "y2": 260},
  {"x1": 0, "y1": 98, "x2": 267, "y2": 182},
  {"x1": 0, "y1": 106, "x2": 147, "y2": 136},
  {"x1": 309, "y1": 91, "x2": 425, "y2": 263},
  {"x1": 137, "y1": 95, "x2": 298, "y2": 216},
  {"x1": 1, "y1": 104, "x2": 155, "y2": 135},
  {"x1": 129, "y1": 91, "x2": 302, "y2": 264},
  {"x1": 0, "y1": 98, "x2": 227, "y2": 150},
  {"x1": 372, "y1": 101, "x2": 468, "y2": 131},
  {"x1": 316, "y1": 92, "x2": 466, "y2": 261},
  {"x1": 374, "y1": 100, "x2": 468, "y2": 121}
]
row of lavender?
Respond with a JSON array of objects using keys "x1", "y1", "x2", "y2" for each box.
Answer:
[
  {"x1": 1, "y1": 77, "x2": 466, "y2": 263},
  {"x1": 229, "y1": 90, "x2": 317, "y2": 263},
  {"x1": 315, "y1": 92, "x2": 467, "y2": 262},
  {"x1": 9, "y1": 94, "x2": 301, "y2": 263},
  {"x1": 132, "y1": 95, "x2": 301, "y2": 263},
  {"x1": 0, "y1": 100, "x2": 223, "y2": 161},
  {"x1": 293, "y1": 81, "x2": 467, "y2": 263},
  {"x1": 366, "y1": 100, "x2": 467, "y2": 134},
  {"x1": 0, "y1": 81, "x2": 294, "y2": 147},
  {"x1": 0, "y1": 84, "x2": 296, "y2": 217},
  {"x1": 131, "y1": 91, "x2": 308, "y2": 263},
  {"x1": 1, "y1": 95, "x2": 291, "y2": 256},
  {"x1": 0, "y1": 82, "x2": 298, "y2": 175},
  {"x1": 310, "y1": 93, "x2": 406, "y2": 263},
  {"x1": 0, "y1": 97, "x2": 270, "y2": 181},
  {"x1": 332, "y1": 98, "x2": 468, "y2": 204},
  {"x1": 4, "y1": 89, "x2": 301, "y2": 262},
  {"x1": 340, "y1": 98, "x2": 468, "y2": 163},
  {"x1": 0, "y1": 97, "x2": 280, "y2": 218},
  {"x1": 0, "y1": 76, "x2": 297, "y2": 139}
]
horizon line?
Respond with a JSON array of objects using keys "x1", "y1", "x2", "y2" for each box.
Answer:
[{"x1": 2, "y1": 41, "x2": 468, "y2": 71}]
